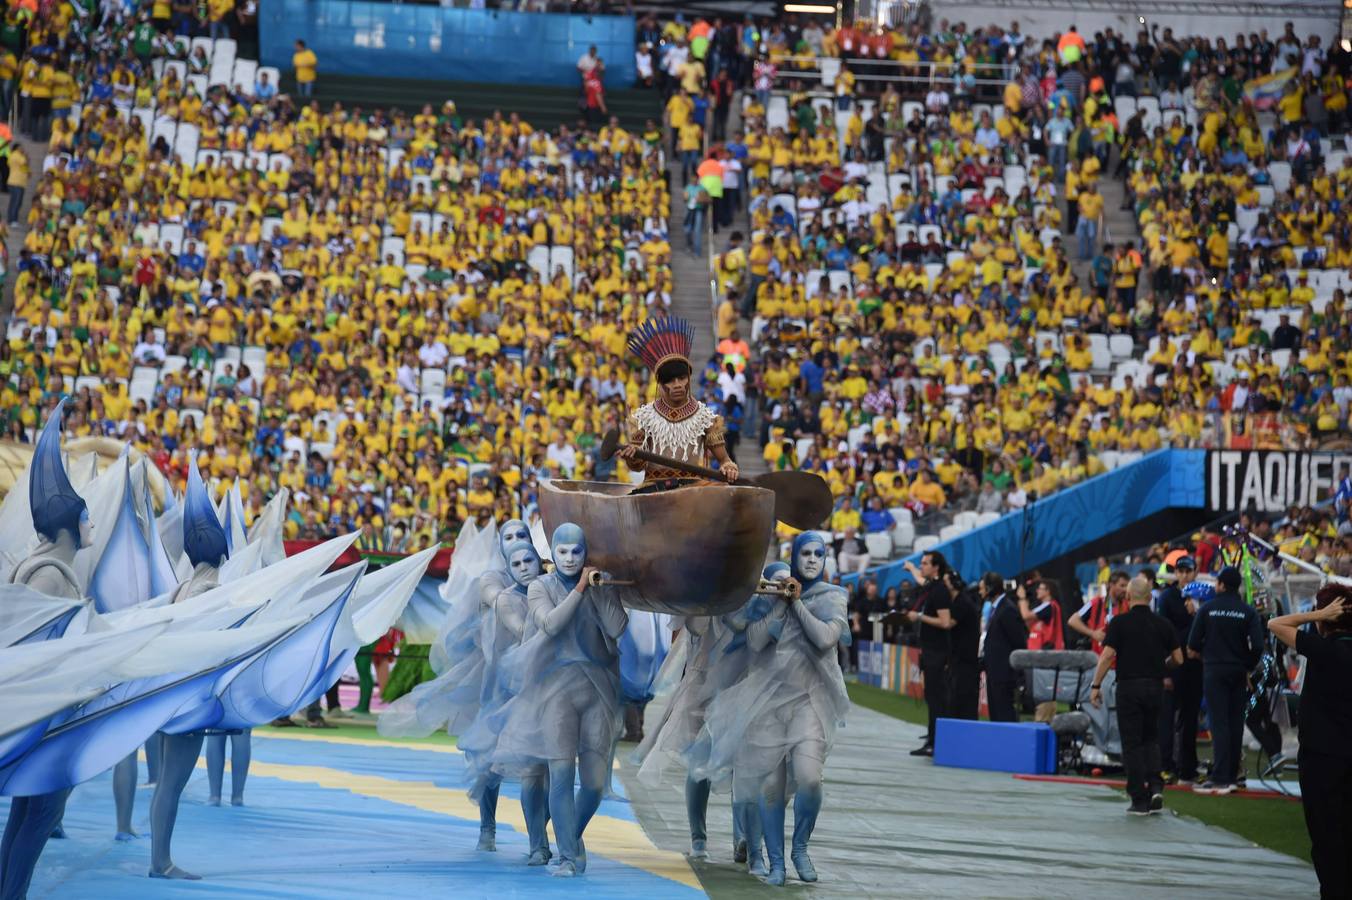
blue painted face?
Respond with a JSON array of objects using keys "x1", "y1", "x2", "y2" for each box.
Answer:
[
  {"x1": 499, "y1": 518, "x2": 529, "y2": 555},
  {"x1": 550, "y1": 522, "x2": 587, "y2": 582},
  {"x1": 792, "y1": 533, "x2": 828, "y2": 585},
  {"x1": 506, "y1": 542, "x2": 542, "y2": 588}
]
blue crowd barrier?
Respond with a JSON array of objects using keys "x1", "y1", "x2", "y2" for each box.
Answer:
[{"x1": 261, "y1": 0, "x2": 637, "y2": 86}]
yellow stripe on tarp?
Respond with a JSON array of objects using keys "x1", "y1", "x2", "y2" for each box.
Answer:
[
  {"x1": 253, "y1": 729, "x2": 462, "y2": 754},
  {"x1": 205, "y1": 736, "x2": 697, "y2": 889}
]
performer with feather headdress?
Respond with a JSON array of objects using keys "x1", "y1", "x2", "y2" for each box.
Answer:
[{"x1": 616, "y1": 316, "x2": 738, "y2": 486}]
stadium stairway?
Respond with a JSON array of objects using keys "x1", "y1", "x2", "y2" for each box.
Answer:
[
  {"x1": 665, "y1": 158, "x2": 717, "y2": 365},
  {"x1": 281, "y1": 73, "x2": 661, "y2": 131},
  {"x1": 1064, "y1": 148, "x2": 1141, "y2": 277},
  {"x1": 2, "y1": 133, "x2": 46, "y2": 316}
]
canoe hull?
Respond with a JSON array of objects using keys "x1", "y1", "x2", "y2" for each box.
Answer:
[{"x1": 539, "y1": 480, "x2": 775, "y2": 616}]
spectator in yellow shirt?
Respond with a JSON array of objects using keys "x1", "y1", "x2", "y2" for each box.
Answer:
[
  {"x1": 293, "y1": 40, "x2": 317, "y2": 98},
  {"x1": 6, "y1": 143, "x2": 27, "y2": 226},
  {"x1": 829, "y1": 496, "x2": 862, "y2": 534},
  {"x1": 1076, "y1": 182, "x2": 1103, "y2": 260}
]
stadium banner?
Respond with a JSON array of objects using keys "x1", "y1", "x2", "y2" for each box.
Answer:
[
  {"x1": 261, "y1": 0, "x2": 637, "y2": 85},
  {"x1": 1205, "y1": 450, "x2": 1352, "y2": 514},
  {"x1": 857, "y1": 641, "x2": 923, "y2": 699}
]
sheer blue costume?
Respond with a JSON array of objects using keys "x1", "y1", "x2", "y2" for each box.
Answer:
[
  {"x1": 148, "y1": 453, "x2": 230, "y2": 879},
  {"x1": 0, "y1": 406, "x2": 89, "y2": 900},
  {"x1": 486, "y1": 524, "x2": 629, "y2": 876},
  {"x1": 457, "y1": 539, "x2": 550, "y2": 859},
  {"x1": 636, "y1": 563, "x2": 779, "y2": 873},
  {"x1": 690, "y1": 536, "x2": 849, "y2": 886},
  {"x1": 379, "y1": 519, "x2": 528, "y2": 741}
]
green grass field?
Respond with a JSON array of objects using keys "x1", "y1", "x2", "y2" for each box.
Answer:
[
  {"x1": 846, "y1": 682, "x2": 1310, "y2": 863},
  {"x1": 254, "y1": 718, "x2": 460, "y2": 748}
]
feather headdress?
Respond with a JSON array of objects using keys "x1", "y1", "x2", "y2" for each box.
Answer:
[{"x1": 626, "y1": 316, "x2": 694, "y2": 374}]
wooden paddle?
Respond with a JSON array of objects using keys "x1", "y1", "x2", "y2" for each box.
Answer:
[{"x1": 599, "y1": 429, "x2": 834, "y2": 531}]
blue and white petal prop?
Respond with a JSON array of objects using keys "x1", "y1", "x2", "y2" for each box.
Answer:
[{"x1": 0, "y1": 584, "x2": 85, "y2": 648}]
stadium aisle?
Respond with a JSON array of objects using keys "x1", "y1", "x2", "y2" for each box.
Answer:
[{"x1": 618, "y1": 703, "x2": 1317, "y2": 899}]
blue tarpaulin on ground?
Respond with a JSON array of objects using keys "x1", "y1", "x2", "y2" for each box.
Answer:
[{"x1": 12, "y1": 733, "x2": 700, "y2": 899}]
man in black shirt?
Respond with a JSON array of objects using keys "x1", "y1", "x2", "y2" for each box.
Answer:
[
  {"x1": 946, "y1": 574, "x2": 981, "y2": 721},
  {"x1": 904, "y1": 551, "x2": 954, "y2": 756},
  {"x1": 1157, "y1": 556, "x2": 1203, "y2": 782},
  {"x1": 1271, "y1": 312, "x2": 1301, "y2": 351},
  {"x1": 1268, "y1": 587, "x2": 1352, "y2": 899},
  {"x1": 1091, "y1": 574, "x2": 1182, "y2": 815},
  {"x1": 1188, "y1": 566, "x2": 1265, "y2": 794},
  {"x1": 981, "y1": 573, "x2": 1029, "y2": 722}
]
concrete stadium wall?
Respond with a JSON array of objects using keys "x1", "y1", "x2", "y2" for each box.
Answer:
[
  {"x1": 935, "y1": 2, "x2": 1341, "y2": 46},
  {"x1": 260, "y1": 0, "x2": 637, "y2": 86}
]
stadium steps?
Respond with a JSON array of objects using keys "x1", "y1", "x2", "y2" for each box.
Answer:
[
  {"x1": 1065, "y1": 146, "x2": 1141, "y2": 281},
  {"x1": 280, "y1": 73, "x2": 661, "y2": 130},
  {"x1": 1, "y1": 133, "x2": 48, "y2": 318},
  {"x1": 665, "y1": 155, "x2": 717, "y2": 368}
]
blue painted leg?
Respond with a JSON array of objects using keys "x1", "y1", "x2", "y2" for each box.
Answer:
[
  {"x1": 204, "y1": 734, "x2": 225, "y2": 806},
  {"x1": 145, "y1": 734, "x2": 162, "y2": 785},
  {"x1": 113, "y1": 753, "x2": 139, "y2": 840},
  {"x1": 573, "y1": 750, "x2": 608, "y2": 874},
  {"x1": 759, "y1": 763, "x2": 787, "y2": 887},
  {"x1": 149, "y1": 732, "x2": 206, "y2": 880},
  {"x1": 735, "y1": 800, "x2": 766, "y2": 875},
  {"x1": 521, "y1": 768, "x2": 551, "y2": 864},
  {"x1": 228, "y1": 731, "x2": 251, "y2": 806},
  {"x1": 547, "y1": 759, "x2": 578, "y2": 876},
  {"x1": 790, "y1": 781, "x2": 822, "y2": 883},
  {"x1": 684, "y1": 776, "x2": 709, "y2": 858},
  {"x1": 476, "y1": 774, "x2": 500, "y2": 851},
  {"x1": 0, "y1": 789, "x2": 71, "y2": 900}
]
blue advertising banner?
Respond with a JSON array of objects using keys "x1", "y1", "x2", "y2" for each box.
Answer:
[
  {"x1": 260, "y1": 0, "x2": 637, "y2": 86},
  {"x1": 847, "y1": 449, "x2": 1190, "y2": 594}
]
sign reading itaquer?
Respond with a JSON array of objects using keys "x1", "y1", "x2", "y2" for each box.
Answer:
[{"x1": 1206, "y1": 451, "x2": 1352, "y2": 513}]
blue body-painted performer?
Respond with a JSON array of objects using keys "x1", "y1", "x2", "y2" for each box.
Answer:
[
  {"x1": 0, "y1": 407, "x2": 91, "y2": 900},
  {"x1": 645, "y1": 563, "x2": 781, "y2": 874},
  {"x1": 380, "y1": 519, "x2": 532, "y2": 852},
  {"x1": 721, "y1": 563, "x2": 788, "y2": 876},
  {"x1": 460, "y1": 538, "x2": 550, "y2": 861},
  {"x1": 149, "y1": 454, "x2": 230, "y2": 880},
  {"x1": 489, "y1": 523, "x2": 628, "y2": 877},
  {"x1": 691, "y1": 535, "x2": 849, "y2": 886}
]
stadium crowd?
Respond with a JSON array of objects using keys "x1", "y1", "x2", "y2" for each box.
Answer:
[
  {"x1": 0, "y1": 2, "x2": 1350, "y2": 568},
  {"x1": 3, "y1": 0, "x2": 677, "y2": 551},
  {"x1": 651, "y1": 12, "x2": 1352, "y2": 559}
]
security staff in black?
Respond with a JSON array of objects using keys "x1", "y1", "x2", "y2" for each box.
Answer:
[
  {"x1": 1268, "y1": 587, "x2": 1352, "y2": 899},
  {"x1": 980, "y1": 573, "x2": 1028, "y2": 723},
  {"x1": 946, "y1": 573, "x2": 982, "y2": 721},
  {"x1": 1156, "y1": 556, "x2": 1203, "y2": 782},
  {"x1": 1090, "y1": 574, "x2": 1182, "y2": 814},
  {"x1": 1187, "y1": 566, "x2": 1264, "y2": 794},
  {"x1": 904, "y1": 551, "x2": 954, "y2": 756}
]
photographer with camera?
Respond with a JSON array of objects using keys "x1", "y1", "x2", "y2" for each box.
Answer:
[
  {"x1": 904, "y1": 551, "x2": 955, "y2": 757},
  {"x1": 980, "y1": 573, "x2": 1028, "y2": 722}
]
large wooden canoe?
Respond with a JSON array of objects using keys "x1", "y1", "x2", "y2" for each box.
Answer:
[{"x1": 539, "y1": 479, "x2": 775, "y2": 616}]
